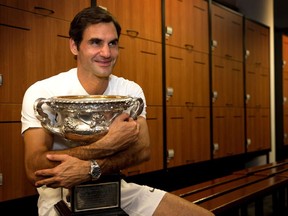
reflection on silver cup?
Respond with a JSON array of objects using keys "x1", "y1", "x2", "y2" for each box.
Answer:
[{"x1": 34, "y1": 95, "x2": 144, "y2": 145}]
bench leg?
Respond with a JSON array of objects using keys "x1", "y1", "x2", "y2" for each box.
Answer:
[
  {"x1": 272, "y1": 191, "x2": 281, "y2": 216},
  {"x1": 285, "y1": 186, "x2": 288, "y2": 211},
  {"x1": 275, "y1": 186, "x2": 288, "y2": 215},
  {"x1": 278, "y1": 187, "x2": 286, "y2": 213},
  {"x1": 240, "y1": 204, "x2": 248, "y2": 216},
  {"x1": 255, "y1": 198, "x2": 263, "y2": 216}
]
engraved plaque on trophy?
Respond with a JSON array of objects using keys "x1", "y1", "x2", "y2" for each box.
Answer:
[
  {"x1": 34, "y1": 95, "x2": 144, "y2": 215},
  {"x1": 54, "y1": 174, "x2": 126, "y2": 215}
]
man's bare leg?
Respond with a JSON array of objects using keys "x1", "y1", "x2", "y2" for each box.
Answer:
[{"x1": 153, "y1": 193, "x2": 215, "y2": 216}]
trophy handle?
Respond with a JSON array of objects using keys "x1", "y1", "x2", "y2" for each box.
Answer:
[
  {"x1": 34, "y1": 98, "x2": 62, "y2": 136},
  {"x1": 129, "y1": 97, "x2": 144, "y2": 120}
]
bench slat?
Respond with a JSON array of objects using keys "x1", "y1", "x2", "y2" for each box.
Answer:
[
  {"x1": 183, "y1": 175, "x2": 266, "y2": 203},
  {"x1": 171, "y1": 174, "x2": 245, "y2": 197},
  {"x1": 253, "y1": 164, "x2": 288, "y2": 176},
  {"x1": 277, "y1": 170, "x2": 288, "y2": 178},
  {"x1": 233, "y1": 159, "x2": 288, "y2": 175}
]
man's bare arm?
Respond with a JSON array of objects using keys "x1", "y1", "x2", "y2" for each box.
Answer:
[{"x1": 24, "y1": 114, "x2": 150, "y2": 184}]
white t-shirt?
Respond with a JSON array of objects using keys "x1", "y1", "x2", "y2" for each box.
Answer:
[{"x1": 21, "y1": 68, "x2": 165, "y2": 216}]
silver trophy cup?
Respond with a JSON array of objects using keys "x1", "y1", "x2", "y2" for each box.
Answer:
[{"x1": 34, "y1": 95, "x2": 144, "y2": 145}]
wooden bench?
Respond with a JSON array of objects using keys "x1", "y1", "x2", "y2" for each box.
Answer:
[
  {"x1": 171, "y1": 160, "x2": 288, "y2": 215},
  {"x1": 172, "y1": 160, "x2": 288, "y2": 199}
]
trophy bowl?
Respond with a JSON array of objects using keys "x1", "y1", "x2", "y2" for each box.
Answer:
[{"x1": 34, "y1": 95, "x2": 144, "y2": 145}]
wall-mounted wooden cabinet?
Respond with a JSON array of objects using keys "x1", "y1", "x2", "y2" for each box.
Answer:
[
  {"x1": 211, "y1": 57, "x2": 244, "y2": 108},
  {"x1": 246, "y1": 108, "x2": 271, "y2": 151},
  {"x1": 212, "y1": 107, "x2": 245, "y2": 158},
  {"x1": 282, "y1": 35, "x2": 288, "y2": 145},
  {"x1": 0, "y1": 6, "x2": 76, "y2": 104},
  {"x1": 284, "y1": 109, "x2": 288, "y2": 145},
  {"x1": 165, "y1": 0, "x2": 209, "y2": 53},
  {"x1": 97, "y1": 0, "x2": 162, "y2": 43},
  {"x1": 166, "y1": 106, "x2": 210, "y2": 168},
  {"x1": 211, "y1": 3, "x2": 245, "y2": 159},
  {"x1": 0, "y1": 0, "x2": 90, "y2": 21},
  {"x1": 245, "y1": 20, "x2": 270, "y2": 109},
  {"x1": 0, "y1": 123, "x2": 37, "y2": 201},
  {"x1": 166, "y1": 46, "x2": 210, "y2": 107},
  {"x1": 165, "y1": 1, "x2": 210, "y2": 166},
  {"x1": 245, "y1": 19, "x2": 271, "y2": 153},
  {"x1": 211, "y1": 3, "x2": 243, "y2": 62}
]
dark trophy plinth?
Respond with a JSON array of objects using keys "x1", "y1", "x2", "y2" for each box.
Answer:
[
  {"x1": 34, "y1": 95, "x2": 143, "y2": 216},
  {"x1": 54, "y1": 174, "x2": 128, "y2": 216}
]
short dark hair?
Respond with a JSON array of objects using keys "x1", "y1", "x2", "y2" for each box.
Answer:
[{"x1": 69, "y1": 6, "x2": 121, "y2": 49}]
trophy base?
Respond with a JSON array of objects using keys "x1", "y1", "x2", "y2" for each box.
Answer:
[
  {"x1": 54, "y1": 174, "x2": 128, "y2": 216},
  {"x1": 55, "y1": 200, "x2": 128, "y2": 216}
]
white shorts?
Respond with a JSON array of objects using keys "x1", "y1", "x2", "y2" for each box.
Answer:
[{"x1": 121, "y1": 179, "x2": 166, "y2": 216}]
